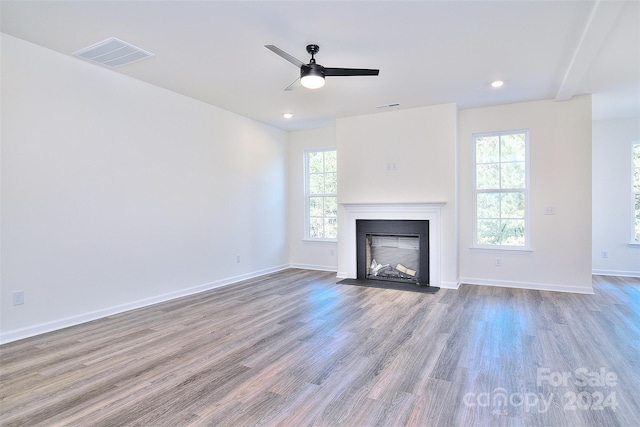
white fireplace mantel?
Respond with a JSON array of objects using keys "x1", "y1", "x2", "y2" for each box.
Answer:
[{"x1": 340, "y1": 202, "x2": 445, "y2": 286}]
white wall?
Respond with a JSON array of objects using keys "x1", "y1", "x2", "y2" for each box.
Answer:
[
  {"x1": 335, "y1": 104, "x2": 459, "y2": 287},
  {"x1": 1, "y1": 34, "x2": 289, "y2": 342},
  {"x1": 592, "y1": 117, "x2": 640, "y2": 276},
  {"x1": 287, "y1": 127, "x2": 338, "y2": 271},
  {"x1": 1, "y1": 34, "x2": 622, "y2": 344},
  {"x1": 458, "y1": 96, "x2": 593, "y2": 293}
]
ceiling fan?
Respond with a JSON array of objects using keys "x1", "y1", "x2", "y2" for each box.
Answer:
[{"x1": 265, "y1": 44, "x2": 379, "y2": 90}]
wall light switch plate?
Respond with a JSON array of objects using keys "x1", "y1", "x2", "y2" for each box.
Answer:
[{"x1": 13, "y1": 291, "x2": 24, "y2": 305}]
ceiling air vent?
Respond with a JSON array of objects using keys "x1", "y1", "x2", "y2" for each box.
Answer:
[{"x1": 73, "y1": 37, "x2": 153, "y2": 68}]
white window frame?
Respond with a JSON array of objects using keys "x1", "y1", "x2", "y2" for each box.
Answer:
[
  {"x1": 472, "y1": 129, "x2": 531, "y2": 250},
  {"x1": 304, "y1": 148, "x2": 338, "y2": 241},
  {"x1": 632, "y1": 141, "x2": 640, "y2": 245}
]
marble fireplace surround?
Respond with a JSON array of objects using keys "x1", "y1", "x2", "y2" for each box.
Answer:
[{"x1": 340, "y1": 202, "x2": 445, "y2": 286}]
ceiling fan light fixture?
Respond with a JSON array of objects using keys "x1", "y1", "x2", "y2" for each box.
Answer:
[
  {"x1": 300, "y1": 64, "x2": 325, "y2": 89},
  {"x1": 301, "y1": 75, "x2": 325, "y2": 89}
]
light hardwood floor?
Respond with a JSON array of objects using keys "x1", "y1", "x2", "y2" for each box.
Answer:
[{"x1": 1, "y1": 270, "x2": 639, "y2": 426}]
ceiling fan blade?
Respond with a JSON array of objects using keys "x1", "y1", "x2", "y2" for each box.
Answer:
[
  {"x1": 324, "y1": 67, "x2": 380, "y2": 77},
  {"x1": 284, "y1": 78, "x2": 301, "y2": 91},
  {"x1": 265, "y1": 45, "x2": 304, "y2": 68}
]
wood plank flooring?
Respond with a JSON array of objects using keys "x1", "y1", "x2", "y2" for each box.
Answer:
[{"x1": 1, "y1": 270, "x2": 639, "y2": 426}]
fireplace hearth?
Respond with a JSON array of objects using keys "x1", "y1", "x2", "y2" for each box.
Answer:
[{"x1": 356, "y1": 219, "x2": 430, "y2": 286}]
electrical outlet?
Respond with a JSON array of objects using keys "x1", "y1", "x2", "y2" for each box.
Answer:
[
  {"x1": 236, "y1": 254, "x2": 241, "y2": 263},
  {"x1": 13, "y1": 291, "x2": 24, "y2": 306},
  {"x1": 495, "y1": 258, "x2": 502, "y2": 266},
  {"x1": 330, "y1": 249, "x2": 335, "y2": 256},
  {"x1": 601, "y1": 250, "x2": 609, "y2": 259}
]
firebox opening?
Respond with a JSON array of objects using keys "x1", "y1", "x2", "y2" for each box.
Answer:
[
  {"x1": 356, "y1": 219, "x2": 430, "y2": 286},
  {"x1": 366, "y1": 234, "x2": 420, "y2": 284}
]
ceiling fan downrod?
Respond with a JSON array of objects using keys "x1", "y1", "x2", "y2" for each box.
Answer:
[{"x1": 306, "y1": 44, "x2": 320, "y2": 62}]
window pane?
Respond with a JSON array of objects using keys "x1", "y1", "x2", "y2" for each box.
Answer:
[
  {"x1": 305, "y1": 149, "x2": 338, "y2": 240},
  {"x1": 309, "y1": 217, "x2": 323, "y2": 238},
  {"x1": 309, "y1": 197, "x2": 323, "y2": 217},
  {"x1": 501, "y1": 192, "x2": 525, "y2": 218},
  {"x1": 474, "y1": 131, "x2": 528, "y2": 247},
  {"x1": 501, "y1": 162, "x2": 526, "y2": 188},
  {"x1": 325, "y1": 218, "x2": 338, "y2": 239},
  {"x1": 501, "y1": 219, "x2": 525, "y2": 246},
  {"x1": 476, "y1": 136, "x2": 500, "y2": 163},
  {"x1": 634, "y1": 144, "x2": 640, "y2": 242},
  {"x1": 477, "y1": 164, "x2": 500, "y2": 189},
  {"x1": 477, "y1": 193, "x2": 500, "y2": 218},
  {"x1": 635, "y1": 194, "x2": 640, "y2": 241},
  {"x1": 501, "y1": 133, "x2": 526, "y2": 162},
  {"x1": 325, "y1": 172, "x2": 337, "y2": 194},
  {"x1": 309, "y1": 174, "x2": 324, "y2": 194},
  {"x1": 308, "y1": 152, "x2": 323, "y2": 174},
  {"x1": 324, "y1": 196, "x2": 337, "y2": 217},
  {"x1": 325, "y1": 151, "x2": 337, "y2": 172},
  {"x1": 477, "y1": 219, "x2": 501, "y2": 245}
]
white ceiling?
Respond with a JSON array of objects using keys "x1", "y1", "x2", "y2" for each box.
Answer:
[{"x1": 1, "y1": 0, "x2": 638, "y2": 131}]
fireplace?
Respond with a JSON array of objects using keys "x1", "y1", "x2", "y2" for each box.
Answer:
[
  {"x1": 356, "y1": 220, "x2": 429, "y2": 285},
  {"x1": 340, "y1": 202, "x2": 445, "y2": 286}
]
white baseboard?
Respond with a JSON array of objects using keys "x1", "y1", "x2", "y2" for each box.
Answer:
[
  {"x1": 439, "y1": 281, "x2": 460, "y2": 290},
  {"x1": 459, "y1": 277, "x2": 594, "y2": 294},
  {"x1": 5, "y1": 266, "x2": 603, "y2": 344},
  {"x1": 0, "y1": 265, "x2": 290, "y2": 345},
  {"x1": 592, "y1": 269, "x2": 640, "y2": 278}
]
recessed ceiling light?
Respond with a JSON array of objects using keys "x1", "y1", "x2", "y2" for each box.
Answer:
[
  {"x1": 491, "y1": 80, "x2": 504, "y2": 88},
  {"x1": 283, "y1": 113, "x2": 293, "y2": 119}
]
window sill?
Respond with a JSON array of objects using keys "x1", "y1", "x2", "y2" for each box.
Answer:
[
  {"x1": 303, "y1": 238, "x2": 337, "y2": 244},
  {"x1": 628, "y1": 242, "x2": 640, "y2": 248},
  {"x1": 470, "y1": 246, "x2": 533, "y2": 254}
]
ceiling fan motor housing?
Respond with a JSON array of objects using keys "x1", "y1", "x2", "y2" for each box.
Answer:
[{"x1": 301, "y1": 62, "x2": 325, "y2": 79}]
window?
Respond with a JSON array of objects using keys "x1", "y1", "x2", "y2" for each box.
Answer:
[
  {"x1": 473, "y1": 130, "x2": 529, "y2": 248},
  {"x1": 305, "y1": 149, "x2": 337, "y2": 240},
  {"x1": 633, "y1": 142, "x2": 640, "y2": 242}
]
